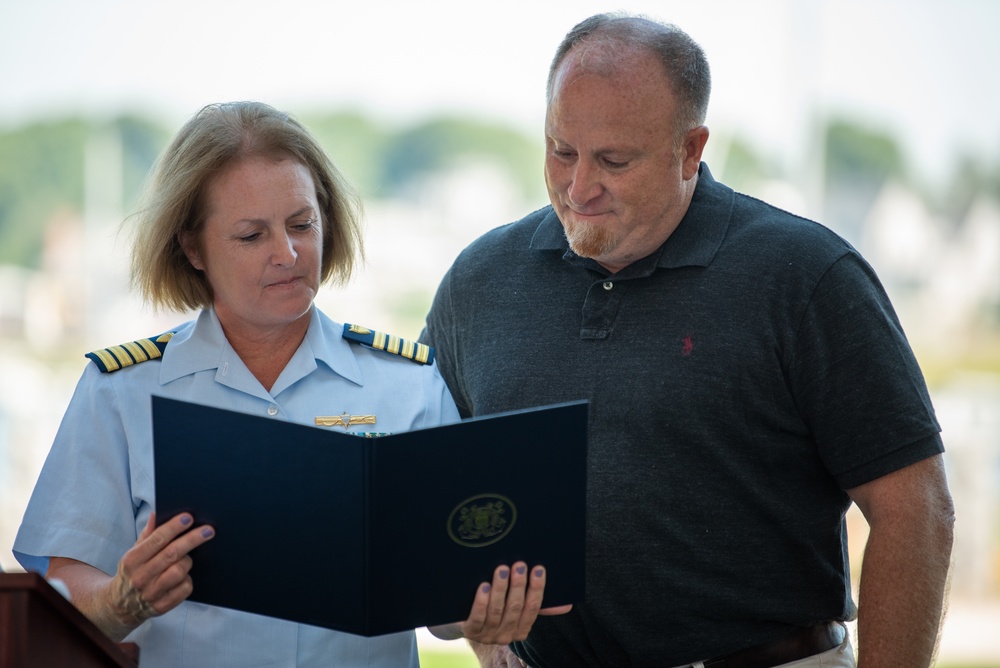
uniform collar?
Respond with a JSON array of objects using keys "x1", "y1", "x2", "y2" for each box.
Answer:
[
  {"x1": 302, "y1": 308, "x2": 364, "y2": 387},
  {"x1": 158, "y1": 309, "x2": 226, "y2": 384},
  {"x1": 528, "y1": 162, "x2": 734, "y2": 273},
  {"x1": 159, "y1": 307, "x2": 365, "y2": 392}
]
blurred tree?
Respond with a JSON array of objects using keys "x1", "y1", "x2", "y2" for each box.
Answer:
[
  {"x1": 0, "y1": 119, "x2": 88, "y2": 267},
  {"x1": 715, "y1": 133, "x2": 778, "y2": 195},
  {"x1": 377, "y1": 117, "x2": 544, "y2": 202},
  {"x1": 822, "y1": 118, "x2": 907, "y2": 247},
  {"x1": 116, "y1": 115, "x2": 171, "y2": 209},
  {"x1": 0, "y1": 116, "x2": 169, "y2": 269},
  {"x1": 825, "y1": 118, "x2": 906, "y2": 184},
  {"x1": 299, "y1": 110, "x2": 389, "y2": 199}
]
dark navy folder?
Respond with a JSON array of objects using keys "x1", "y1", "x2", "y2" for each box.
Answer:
[{"x1": 152, "y1": 395, "x2": 587, "y2": 636}]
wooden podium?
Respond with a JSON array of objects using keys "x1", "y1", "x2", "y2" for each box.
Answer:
[{"x1": 0, "y1": 572, "x2": 139, "y2": 667}]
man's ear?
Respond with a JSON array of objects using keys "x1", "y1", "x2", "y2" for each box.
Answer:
[
  {"x1": 179, "y1": 232, "x2": 204, "y2": 271},
  {"x1": 681, "y1": 125, "x2": 710, "y2": 180}
]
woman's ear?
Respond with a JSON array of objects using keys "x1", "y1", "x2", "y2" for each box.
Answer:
[{"x1": 179, "y1": 232, "x2": 204, "y2": 271}]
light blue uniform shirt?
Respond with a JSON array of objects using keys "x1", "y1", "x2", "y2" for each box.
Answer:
[{"x1": 14, "y1": 307, "x2": 460, "y2": 667}]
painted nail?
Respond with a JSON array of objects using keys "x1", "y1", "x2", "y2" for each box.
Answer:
[
  {"x1": 482, "y1": 584, "x2": 491, "y2": 594},
  {"x1": 516, "y1": 565, "x2": 526, "y2": 575},
  {"x1": 201, "y1": 527, "x2": 215, "y2": 538},
  {"x1": 535, "y1": 568, "x2": 545, "y2": 578},
  {"x1": 179, "y1": 515, "x2": 192, "y2": 526},
  {"x1": 499, "y1": 569, "x2": 509, "y2": 580}
]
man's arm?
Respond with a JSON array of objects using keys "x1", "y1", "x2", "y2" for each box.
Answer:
[{"x1": 846, "y1": 453, "x2": 955, "y2": 668}]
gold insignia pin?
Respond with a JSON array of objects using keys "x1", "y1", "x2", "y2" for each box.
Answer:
[{"x1": 315, "y1": 412, "x2": 377, "y2": 429}]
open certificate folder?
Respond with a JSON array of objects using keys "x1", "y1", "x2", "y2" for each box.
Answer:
[{"x1": 152, "y1": 395, "x2": 587, "y2": 637}]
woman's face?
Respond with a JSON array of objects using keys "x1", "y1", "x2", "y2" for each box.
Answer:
[{"x1": 184, "y1": 156, "x2": 323, "y2": 336}]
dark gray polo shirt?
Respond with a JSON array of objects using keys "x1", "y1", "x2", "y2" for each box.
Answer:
[{"x1": 421, "y1": 164, "x2": 942, "y2": 667}]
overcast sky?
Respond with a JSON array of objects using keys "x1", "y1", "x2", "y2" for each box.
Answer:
[{"x1": 1, "y1": 0, "x2": 999, "y2": 183}]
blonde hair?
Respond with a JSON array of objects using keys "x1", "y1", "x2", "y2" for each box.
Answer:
[{"x1": 128, "y1": 101, "x2": 364, "y2": 312}]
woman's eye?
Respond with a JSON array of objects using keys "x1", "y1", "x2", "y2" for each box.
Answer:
[{"x1": 238, "y1": 232, "x2": 261, "y2": 243}]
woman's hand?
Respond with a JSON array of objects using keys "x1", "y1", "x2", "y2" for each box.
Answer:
[
  {"x1": 428, "y1": 561, "x2": 572, "y2": 646},
  {"x1": 48, "y1": 511, "x2": 215, "y2": 641},
  {"x1": 109, "y1": 512, "x2": 215, "y2": 626}
]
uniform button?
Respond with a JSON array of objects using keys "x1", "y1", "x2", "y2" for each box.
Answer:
[
  {"x1": 267, "y1": 404, "x2": 278, "y2": 416},
  {"x1": 603, "y1": 281, "x2": 614, "y2": 291}
]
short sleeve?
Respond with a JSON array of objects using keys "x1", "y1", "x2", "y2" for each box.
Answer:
[
  {"x1": 787, "y1": 251, "x2": 943, "y2": 489},
  {"x1": 420, "y1": 265, "x2": 472, "y2": 418},
  {"x1": 14, "y1": 363, "x2": 142, "y2": 576}
]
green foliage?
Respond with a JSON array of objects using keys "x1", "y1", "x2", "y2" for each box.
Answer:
[
  {"x1": 115, "y1": 114, "x2": 172, "y2": 209},
  {"x1": 1, "y1": 109, "x2": 995, "y2": 273},
  {"x1": 822, "y1": 119, "x2": 909, "y2": 243},
  {"x1": 378, "y1": 117, "x2": 544, "y2": 202},
  {"x1": 0, "y1": 119, "x2": 89, "y2": 266},
  {"x1": 298, "y1": 110, "x2": 390, "y2": 199},
  {"x1": 418, "y1": 649, "x2": 478, "y2": 668},
  {"x1": 716, "y1": 133, "x2": 779, "y2": 194},
  {"x1": 825, "y1": 118, "x2": 906, "y2": 186},
  {"x1": 0, "y1": 111, "x2": 546, "y2": 270},
  {"x1": 0, "y1": 116, "x2": 167, "y2": 269},
  {"x1": 300, "y1": 111, "x2": 545, "y2": 203}
]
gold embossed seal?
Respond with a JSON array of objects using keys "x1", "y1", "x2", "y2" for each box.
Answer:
[{"x1": 447, "y1": 493, "x2": 517, "y2": 548}]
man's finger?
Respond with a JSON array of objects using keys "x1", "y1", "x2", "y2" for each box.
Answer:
[{"x1": 539, "y1": 604, "x2": 573, "y2": 615}]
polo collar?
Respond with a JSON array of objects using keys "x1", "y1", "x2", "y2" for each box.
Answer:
[{"x1": 528, "y1": 162, "x2": 734, "y2": 273}]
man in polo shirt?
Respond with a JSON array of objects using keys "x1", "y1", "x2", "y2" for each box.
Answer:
[{"x1": 421, "y1": 12, "x2": 954, "y2": 668}]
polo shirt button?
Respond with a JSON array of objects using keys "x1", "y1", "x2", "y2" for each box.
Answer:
[
  {"x1": 603, "y1": 281, "x2": 614, "y2": 291},
  {"x1": 267, "y1": 404, "x2": 278, "y2": 416}
]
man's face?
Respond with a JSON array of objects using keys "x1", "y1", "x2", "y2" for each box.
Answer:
[{"x1": 544, "y1": 49, "x2": 706, "y2": 273}]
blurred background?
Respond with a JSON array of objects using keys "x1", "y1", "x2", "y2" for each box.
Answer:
[{"x1": 1, "y1": 0, "x2": 998, "y2": 665}]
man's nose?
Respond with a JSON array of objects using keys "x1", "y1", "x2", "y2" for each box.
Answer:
[{"x1": 566, "y1": 159, "x2": 602, "y2": 206}]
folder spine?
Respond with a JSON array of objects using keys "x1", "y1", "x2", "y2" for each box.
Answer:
[{"x1": 362, "y1": 439, "x2": 372, "y2": 634}]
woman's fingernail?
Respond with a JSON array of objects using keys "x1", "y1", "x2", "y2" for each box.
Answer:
[
  {"x1": 499, "y1": 569, "x2": 509, "y2": 580},
  {"x1": 179, "y1": 515, "x2": 192, "y2": 526},
  {"x1": 535, "y1": 568, "x2": 545, "y2": 578},
  {"x1": 201, "y1": 527, "x2": 215, "y2": 538},
  {"x1": 516, "y1": 565, "x2": 526, "y2": 575},
  {"x1": 482, "y1": 583, "x2": 491, "y2": 594}
]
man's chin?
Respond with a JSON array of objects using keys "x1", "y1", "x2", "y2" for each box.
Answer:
[{"x1": 565, "y1": 228, "x2": 617, "y2": 261}]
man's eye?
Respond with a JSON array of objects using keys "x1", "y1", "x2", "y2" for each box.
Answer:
[{"x1": 602, "y1": 158, "x2": 629, "y2": 169}]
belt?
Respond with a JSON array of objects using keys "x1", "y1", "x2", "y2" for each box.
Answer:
[{"x1": 703, "y1": 621, "x2": 845, "y2": 668}]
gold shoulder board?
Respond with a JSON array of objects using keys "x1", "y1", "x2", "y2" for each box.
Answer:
[
  {"x1": 342, "y1": 323, "x2": 434, "y2": 365},
  {"x1": 85, "y1": 332, "x2": 175, "y2": 373}
]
